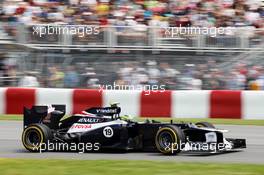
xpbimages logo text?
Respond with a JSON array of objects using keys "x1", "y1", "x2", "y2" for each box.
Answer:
[
  {"x1": 164, "y1": 141, "x2": 231, "y2": 154},
  {"x1": 32, "y1": 141, "x2": 100, "y2": 153},
  {"x1": 164, "y1": 25, "x2": 235, "y2": 38},
  {"x1": 98, "y1": 82, "x2": 166, "y2": 95},
  {"x1": 32, "y1": 24, "x2": 100, "y2": 37}
]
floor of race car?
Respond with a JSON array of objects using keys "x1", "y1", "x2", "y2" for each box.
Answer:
[{"x1": 0, "y1": 121, "x2": 263, "y2": 164}]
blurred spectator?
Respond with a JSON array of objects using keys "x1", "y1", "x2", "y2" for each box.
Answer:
[
  {"x1": 146, "y1": 60, "x2": 160, "y2": 85},
  {"x1": 226, "y1": 71, "x2": 246, "y2": 90},
  {"x1": 257, "y1": 68, "x2": 264, "y2": 90},
  {"x1": 47, "y1": 66, "x2": 64, "y2": 88},
  {"x1": 18, "y1": 71, "x2": 39, "y2": 87},
  {"x1": 160, "y1": 62, "x2": 179, "y2": 78},
  {"x1": 191, "y1": 72, "x2": 202, "y2": 90},
  {"x1": 64, "y1": 65, "x2": 80, "y2": 88},
  {"x1": 81, "y1": 67, "x2": 99, "y2": 88}
]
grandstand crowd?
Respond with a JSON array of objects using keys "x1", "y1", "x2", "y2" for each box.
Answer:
[
  {"x1": 0, "y1": 0, "x2": 263, "y2": 29},
  {"x1": 1, "y1": 56, "x2": 264, "y2": 90},
  {"x1": 0, "y1": 0, "x2": 264, "y2": 90}
]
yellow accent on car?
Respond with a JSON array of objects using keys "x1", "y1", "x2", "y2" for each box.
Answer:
[
  {"x1": 155, "y1": 127, "x2": 178, "y2": 154},
  {"x1": 22, "y1": 125, "x2": 44, "y2": 151}
]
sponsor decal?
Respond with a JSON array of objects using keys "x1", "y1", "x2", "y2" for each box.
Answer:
[
  {"x1": 78, "y1": 118, "x2": 100, "y2": 123},
  {"x1": 70, "y1": 124, "x2": 92, "y2": 129},
  {"x1": 96, "y1": 109, "x2": 117, "y2": 113},
  {"x1": 205, "y1": 132, "x2": 217, "y2": 143}
]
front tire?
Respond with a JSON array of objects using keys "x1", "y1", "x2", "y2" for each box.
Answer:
[
  {"x1": 155, "y1": 125, "x2": 185, "y2": 155},
  {"x1": 22, "y1": 124, "x2": 53, "y2": 152}
]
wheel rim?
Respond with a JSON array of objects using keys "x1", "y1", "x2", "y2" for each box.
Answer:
[
  {"x1": 25, "y1": 129, "x2": 41, "y2": 147},
  {"x1": 159, "y1": 131, "x2": 174, "y2": 149}
]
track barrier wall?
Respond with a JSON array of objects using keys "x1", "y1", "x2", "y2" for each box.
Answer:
[{"x1": 0, "y1": 88, "x2": 263, "y2": 119}]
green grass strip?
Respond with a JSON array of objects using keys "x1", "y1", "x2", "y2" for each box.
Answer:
[{"x1": 0, "y1": 158, "x2": 263, "y2": 175}]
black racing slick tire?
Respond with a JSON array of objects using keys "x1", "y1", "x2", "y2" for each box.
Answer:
[
  {"x1": 195, "y1": 122, "x2": 215, "y2": 128},
  {"x1": 155, "y1": 125, "x2": 185, "y2": 155},
  {"x1": 22, "y1": 124, "x2": 53, "y2": 152}
]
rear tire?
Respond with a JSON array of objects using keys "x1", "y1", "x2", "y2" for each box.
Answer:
[
  {"x1": 155, "y1": 125, "x2": 185, "y2": 155},
  {"x1": 22, "y1": 124, "x2": 53, "y2": 152},
  {"x1": 195, "y1": 122, "x2": 215, "y2": 128}
]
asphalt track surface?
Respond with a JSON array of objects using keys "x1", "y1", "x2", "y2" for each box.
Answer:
[{"x1": 0, "y1": 121, "x2": 264, "y2": 164}]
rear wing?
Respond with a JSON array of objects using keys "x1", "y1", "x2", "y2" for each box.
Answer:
[{"x1": 23, "y1": 105, "x2": 66, "y2": 128}]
